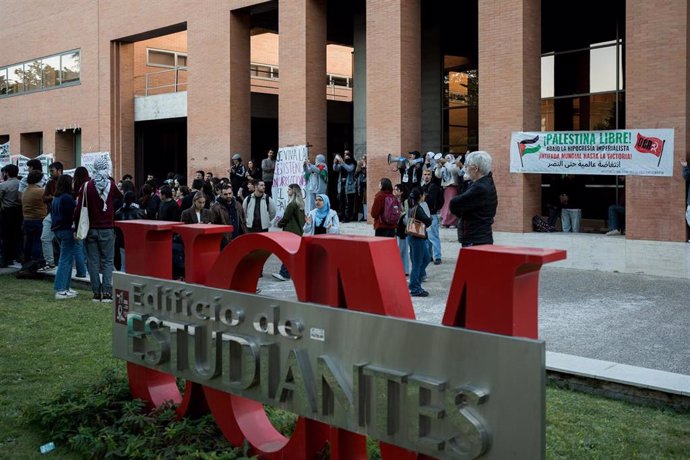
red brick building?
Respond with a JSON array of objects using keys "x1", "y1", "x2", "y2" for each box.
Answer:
[{"x1": 0, "y1": 0, "x2": 688, "y2": 242}]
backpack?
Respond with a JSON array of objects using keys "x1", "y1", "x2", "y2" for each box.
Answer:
[
  {"x1": 532, "y1": 215, "x2": 556, "y2": 233},
  {"x1": 381, "y1": 195, "x2": 402, "y2": 225}
]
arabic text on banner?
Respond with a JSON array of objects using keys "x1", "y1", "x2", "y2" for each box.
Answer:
[{"x1": 510, "y1": 129, "x2": 674, "y2": 176}]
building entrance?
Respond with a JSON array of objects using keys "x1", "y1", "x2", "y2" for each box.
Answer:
[{"x1": 135, "y1": 117, "x2": 187, "y2": 186}]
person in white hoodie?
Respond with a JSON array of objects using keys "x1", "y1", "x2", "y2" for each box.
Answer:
[{"x1": 242, "y1": 180, "x2": 276, "y2": 233}]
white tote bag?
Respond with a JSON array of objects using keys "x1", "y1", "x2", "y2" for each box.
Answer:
[{"x1": 75, "y1": 183, "x2": 90, "y2": 240}]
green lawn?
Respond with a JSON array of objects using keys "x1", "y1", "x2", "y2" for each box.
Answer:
[{"x1": 0, "y1": 274, "x2": 688, "y2": 459}]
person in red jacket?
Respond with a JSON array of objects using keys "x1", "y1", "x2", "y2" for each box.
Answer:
[
  {"x1": 370, "y1": 177, "x2": 397, "y2": 237},
  {"x1": 74, "y1": 157, "x2": 123, "y2": 303}
]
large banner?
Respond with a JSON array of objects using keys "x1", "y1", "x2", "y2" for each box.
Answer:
[
  {"x1": 272, "y1": 144, "x2": 308, "y2": 219},
  {"x1": 510, "y1": 129, "x2": 674, "y2": 176},
  {"x1": 8, "y1": 153, "x2": 54, "y2": 176}
]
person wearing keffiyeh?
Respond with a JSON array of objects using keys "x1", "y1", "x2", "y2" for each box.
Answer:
[{"x1": 74, "y1": 157, "x2": 123, "y2": 303}]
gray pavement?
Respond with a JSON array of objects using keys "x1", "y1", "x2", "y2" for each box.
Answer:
[
  {"x1": 256, "y1": 222, "x2": 690, "y2": 378},
  {"x1": 5, "y1": 222, "x2": 689, "y2": 396}
]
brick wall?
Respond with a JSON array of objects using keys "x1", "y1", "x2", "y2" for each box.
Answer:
[
  {"x1": 626, "y1": 0, "x2": 688, "y2": 241},
  {"x1": 479, "y1": 0, "x2": 541, "y2": 233},
  {"x1": 365, "y1": 0, "x2": 421, "y2": 216}
]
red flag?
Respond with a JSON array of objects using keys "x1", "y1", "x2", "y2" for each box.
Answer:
[{"x1": 635, "y1": 133, "x2": 664, "y2": 157}]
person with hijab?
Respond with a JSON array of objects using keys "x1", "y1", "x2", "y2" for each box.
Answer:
[
  {"x1": 303, "y1": 193, "x2": 340, "y2": 235},
  {"x1": 272, "y1": 184, "x2": 306, "y2": 281},
  {"x1": 74, "y1": 157, "x2": 123, "y2": 302}
]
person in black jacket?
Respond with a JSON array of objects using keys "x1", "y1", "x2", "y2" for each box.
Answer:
[
  {"x1": 406, "y1": 187, "x2": 433, "y2": 297},
  {"x1": 421, "y1": 169, "x2": 444, "y2": 264},
  {"x1": 449, "y1": 151, "x2": 498, "y2": 247},
  {"x1": 115, "y1": 191, "x2": 146, "y2": 272}
]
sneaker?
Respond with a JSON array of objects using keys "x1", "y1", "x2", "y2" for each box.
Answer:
[
  {"x1": 10, "y1": 261, "x2": 23, "y2": 269},
  {"x1": 38, "y1": 264, "x2": 56, "y2": 272},
  {"x1": 410, "y1": 290, "x2": 429, "y2": 297},
  {"x1": 101, "y1": 292, "x2": 113, "y2": 303},
  {"x1": 434, "y1": 259, "x2": 442, "y2": 265},
  {"x1": 55, "y1": 290, "x2": 77, "y2": 300},
  {"x1": 92, "y1": 293, "x2": 102, "y2": 302},
  {"x1": 272, "y1": 273, "x2": 288, "y2": 281},
  {"x1": 67, "y1": 288, "x2": 78, "y2": 296},
  {"x1": 605, "y1": 229, "x2": 621, "y2": 236}
]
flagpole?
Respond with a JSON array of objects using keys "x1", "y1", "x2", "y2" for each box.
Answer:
[{"x1": 657, "y1": 140, "x2": 665, "y2": 167}]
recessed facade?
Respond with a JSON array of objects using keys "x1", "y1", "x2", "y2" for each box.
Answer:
[{"x1": 0, "y1": 0, "x2": 687, "y2": 242}]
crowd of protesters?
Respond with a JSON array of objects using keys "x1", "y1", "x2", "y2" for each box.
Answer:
[{"x1": 0, "y1": 147, "x2": 498, "y2": 302}]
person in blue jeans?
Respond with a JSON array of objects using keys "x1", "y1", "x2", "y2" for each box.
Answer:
[
  {"x1": 405, "y1": 187, "x2": 432, "y2": 297},
  {"x1": 51, "y1": 174, "x2": 78, "y2": 300},
  {"x1": 272, "y1": 184, "x2": 305, "y2": 281},
  {"x1": 74, "y1": 157, "x2": 123, "y2": 302}
]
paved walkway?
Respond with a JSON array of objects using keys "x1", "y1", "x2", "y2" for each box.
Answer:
[
  {"x1": 4, "y1": 222, "x2": 689, "y2": 398},
  {"x1": 259, "y1": 222, "x2": 690, "y2": 398}
]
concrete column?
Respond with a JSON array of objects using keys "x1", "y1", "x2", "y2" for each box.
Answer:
[
  {"x1": 353, "y1": 12, "x2": 366, "y2": 161},
  {"x1": 478, "y1": 0, "x2": 541, "y2": 232},
  {"x1": 229, "y1": 11, "x2": 251, "y2": 160},
  {"x1": 278, "y1": 0, "x2": 327, "y2": 157},
  {"x1": 366, "y1": 0, "x2": 421, "y2": 212},
  {"x1": 421, "y1": 21, "x2": 442, "y2": 154},
  {"x1": 626, "y1": 0, "x2": 688, "y2": 242}
]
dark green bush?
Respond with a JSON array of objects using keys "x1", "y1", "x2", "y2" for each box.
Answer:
[{"x1": 23, "y1": 369, "x2": 253, "y2": 459}]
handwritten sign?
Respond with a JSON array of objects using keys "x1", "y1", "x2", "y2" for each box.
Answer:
[
  {"x1": 272, "y1": 145, "x2": 308, "y2": 219},
  {"x1": 510, "y1": 129, "x2": 674, "y2": 176}
]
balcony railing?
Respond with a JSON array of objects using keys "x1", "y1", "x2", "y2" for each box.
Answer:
[
  {"x1": 134, "y1": 67, "x2": 187, "y2": 97},
  {"x1": 134, "y1": 64, "x2": 352, "y2": 101}
]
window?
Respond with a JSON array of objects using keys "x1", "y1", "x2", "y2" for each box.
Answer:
[
  {"x1": 61, "y1": 52, "x2": 80, "y2": 84},
  {"x1": 0, "y1": 68, "x2": 7, "y2": 95},
  {"x1": 147, "y1": 49, "x2": 187, "y2": 68},
  {"x1": 328, "y1": 75, "x2": 350, "y2": 88},
  {"x1": 7, "y1": 64, "x2": 23, "y2": 94},
  {"x1": 251, "y1": 64, "x2": 274, "y2": 79},
  {"x1": 23, "y1": 60, "x2": 43, "y2": 91},
  {"x1": 0, "y1": 49, "x2": 80, "y2": 98},
  {"x1": 442, "y1": 67, "x2": 478, "y2": 153},
  {"x1": 42, "y1": 55, "x2": 60, "y2": 87}
]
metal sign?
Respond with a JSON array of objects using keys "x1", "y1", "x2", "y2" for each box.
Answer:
[
  {"x1": 114, "y1": 273, "x2": 544, "y2": 459},
  {"x1": 113, "y1": 221, "x2": 566, "y2": 458}
]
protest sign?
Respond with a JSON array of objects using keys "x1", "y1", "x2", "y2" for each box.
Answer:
[
  {"x1": 272, "y1": 145, "x2": 308, "y2": 219},
  {"x1": 510, "y1": 129, "x2": 674, "y2": 176}
]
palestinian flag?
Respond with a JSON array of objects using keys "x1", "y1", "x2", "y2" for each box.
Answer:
[
  {"x1": 517, "y1": 135, "x2": 541, "y2": 166},
  {"x1": 635, "y1": 133, "x2": 665, "y2": 167}
]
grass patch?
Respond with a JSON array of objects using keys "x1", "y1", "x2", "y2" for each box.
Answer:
[{"x1": 1, "y1": 273, "x2": 689, "y2": 458}]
